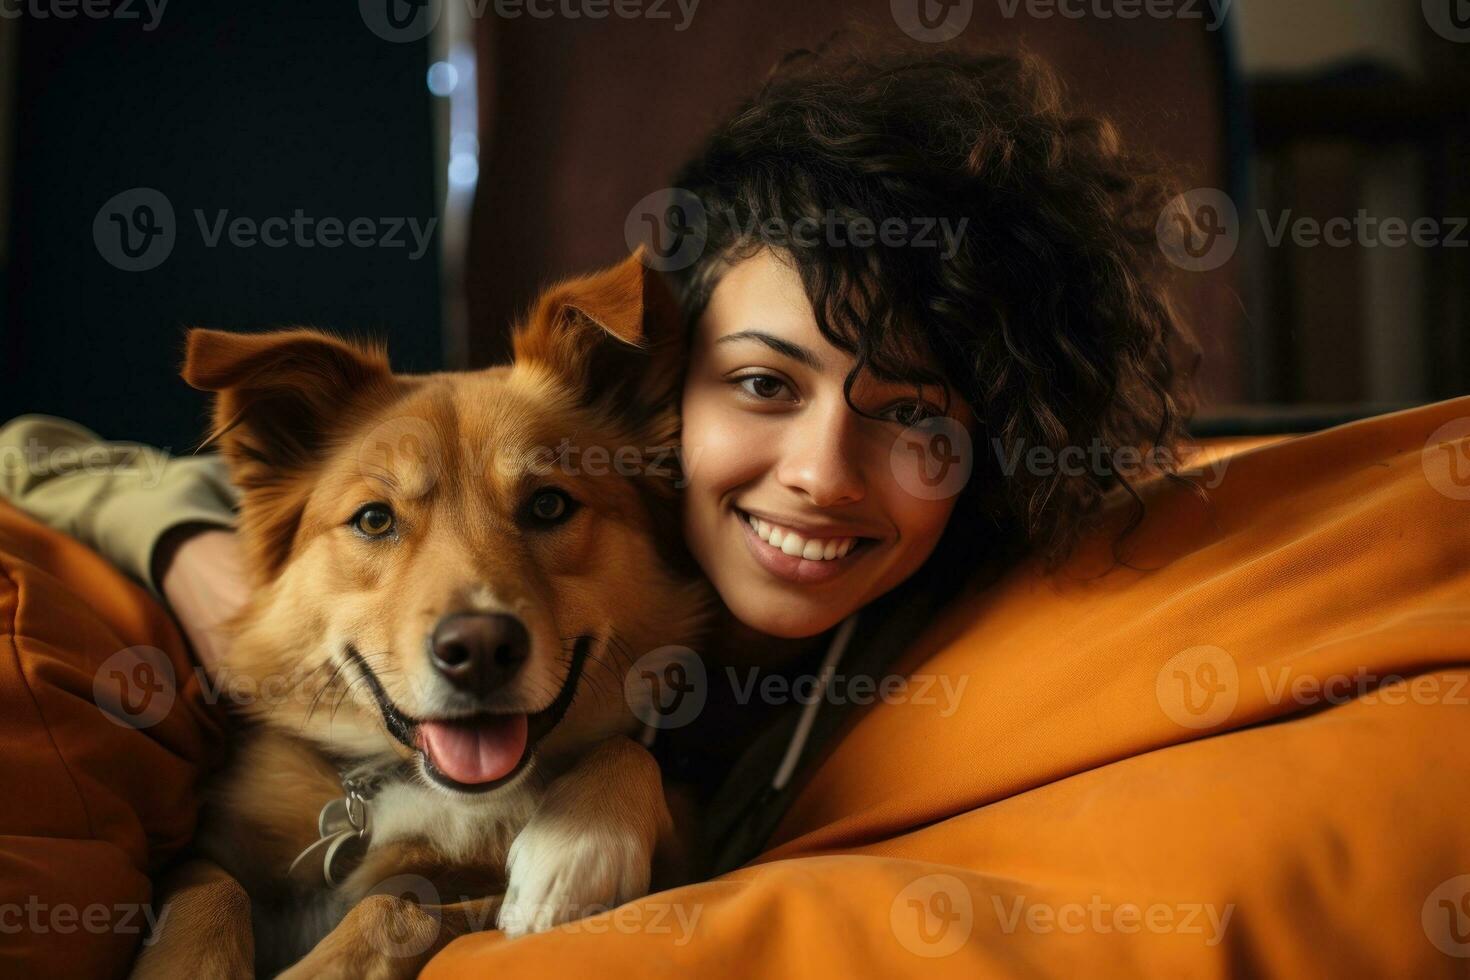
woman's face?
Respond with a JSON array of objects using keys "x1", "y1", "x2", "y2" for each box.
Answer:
[{"x1": 680, "y1": 249, "x2": 972, "y2": 639}]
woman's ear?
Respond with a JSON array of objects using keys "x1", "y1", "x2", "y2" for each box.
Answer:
[
  {"x1": 511, "y1": 248, "x2": 685, "y2": 434},
  {"x1": 182, "y1": 327, "x2": 397, "y2": 578}
]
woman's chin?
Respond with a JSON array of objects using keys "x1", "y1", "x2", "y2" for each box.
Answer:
[{"x1": 726, "y1": 585, "x2": 854, "y2": 640}]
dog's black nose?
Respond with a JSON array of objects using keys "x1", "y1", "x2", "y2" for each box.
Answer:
[{"x1": 429, "y1": 613, "x2": 530, "y2": 693}]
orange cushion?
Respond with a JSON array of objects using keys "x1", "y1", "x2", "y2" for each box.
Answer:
[
  {"x1": 424, "y1": 398, "x2": 1470, "y2": 977},
  {"x1": 0, "y1": 501, "x2": 224, "y2": 979}
]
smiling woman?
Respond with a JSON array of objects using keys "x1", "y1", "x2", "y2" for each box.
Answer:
[{"x1": 681, "y1": 249, "x2": 972, "y2": 637}]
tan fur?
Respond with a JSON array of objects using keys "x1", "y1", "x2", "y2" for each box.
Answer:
[{"x1": 132, "y1": 250, "x2": 710, "y2": 978}]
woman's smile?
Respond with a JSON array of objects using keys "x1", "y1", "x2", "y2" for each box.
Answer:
[{"x1": 733, "y1": 504, "x2": 881, "y2": 585}]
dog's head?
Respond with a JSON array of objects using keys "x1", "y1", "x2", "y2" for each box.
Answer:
[{"x1": 186, "y1": 250, "x2": 709, "y2": 794}]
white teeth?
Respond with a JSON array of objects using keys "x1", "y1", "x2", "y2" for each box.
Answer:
[{"x1": 744, "y1": 511, "x2": 862, "y2": 562}]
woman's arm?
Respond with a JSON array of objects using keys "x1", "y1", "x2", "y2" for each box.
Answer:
[{"x1": 0, "y1": 414, "x2": 245, "y2": 672}]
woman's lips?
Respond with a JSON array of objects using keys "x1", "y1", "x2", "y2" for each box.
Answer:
[{"x1": 735, "y1": 508, "x2": 873, "y2": 584}]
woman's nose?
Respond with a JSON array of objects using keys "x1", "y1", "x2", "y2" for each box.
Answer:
[{"x1": 773, "y1": 402, "x2": 867, "y2": 507}]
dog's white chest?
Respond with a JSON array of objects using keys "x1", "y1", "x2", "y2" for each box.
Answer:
[{"x1": 367, "y1": 780, "x2": 539, "y2": 865}]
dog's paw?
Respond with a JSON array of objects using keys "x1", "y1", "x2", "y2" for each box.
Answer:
[{"x1": 499, "y1": 811, "x2": 655, "y2": 937}]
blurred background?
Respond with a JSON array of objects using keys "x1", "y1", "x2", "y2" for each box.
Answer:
[{"x1": 0, "y1": 0, "x2": 1465, "y2": 450}]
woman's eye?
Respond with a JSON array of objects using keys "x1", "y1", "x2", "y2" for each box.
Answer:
[
  {"x1": 528, "y1": 488, "x2": 578, "y2": 525},
  {"x1": 882, "y1": 401, "x2": 940, "y2": 427},
  {"x1": 351, "y1": 504, "x2": 396, "y2": 537},
  {"x1": 736, "y1": 374, "x2": 793, "y2": 401}
]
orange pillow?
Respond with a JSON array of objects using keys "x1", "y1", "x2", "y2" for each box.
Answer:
[
  {"x1": 424, "y1": 398, "x2": 1470, "y2": 977},
  {"x1": 0, "y1": 501, "x2": 225, "y2": 979}
]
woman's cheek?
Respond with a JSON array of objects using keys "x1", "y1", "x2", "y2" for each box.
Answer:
[
  {"x1": 682, "y1": 391, "x2": 765, "y2": 500},
  {"x1": 881, "y1": 479, "x2": 960, "y2": 571}
]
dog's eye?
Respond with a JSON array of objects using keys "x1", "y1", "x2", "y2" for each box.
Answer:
[
  {"x1": 528, "y1": 489, "x2": 577, "y2": 525},
  {"x1": 351, "y1": 504, "x2": 396, "y2": 538}
]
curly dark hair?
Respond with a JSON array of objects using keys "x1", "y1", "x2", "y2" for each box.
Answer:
[{"x1": 667, "y1": 34, "x2": 1199, "y2": 571}]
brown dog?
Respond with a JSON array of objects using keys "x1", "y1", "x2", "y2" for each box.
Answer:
[{"x1": 131, "y1": 251, "x2": 710, "y2": 978}]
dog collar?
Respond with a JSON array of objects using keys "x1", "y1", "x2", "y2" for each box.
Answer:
[{"x1": 287, "y1": 757, "x2": 410, "y2": 888}]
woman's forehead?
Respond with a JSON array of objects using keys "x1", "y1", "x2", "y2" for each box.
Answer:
[{"x1": 696, "y1": 249, "x2": 948, "y2": 388}]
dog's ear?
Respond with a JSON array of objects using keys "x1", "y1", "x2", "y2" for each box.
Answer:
[
  {"x1": 511, "y1": 247, "x2": 685, "y2": 438},
  {"x1": 183, "y1": 327, "x2": 396, "y2": 578}
]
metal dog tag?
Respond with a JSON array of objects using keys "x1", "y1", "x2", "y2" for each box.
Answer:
[{"x1": 288, "y1": 795, "x2": 372, "y2": 887}]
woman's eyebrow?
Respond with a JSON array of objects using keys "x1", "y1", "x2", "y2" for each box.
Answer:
[{"x1": 715, "y1": 329, "x2": 822, "y2": 370}]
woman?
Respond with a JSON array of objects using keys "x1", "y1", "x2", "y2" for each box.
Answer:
[{"x1": 0, "y1": 38, "x2": 1194, "y2": 876}]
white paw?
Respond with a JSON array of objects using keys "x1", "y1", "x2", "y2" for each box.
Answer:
[{"x1": 499, "y1": 814, "x2": 654, "y2": 937}]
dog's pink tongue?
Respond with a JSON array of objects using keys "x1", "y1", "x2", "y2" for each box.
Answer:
[{"x1": 418, "y1": 714, "x2": 528, "y2": 784}]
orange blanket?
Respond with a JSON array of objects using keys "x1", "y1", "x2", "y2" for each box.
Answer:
[{"x1": 423, "y1": 398, "x2": 1470, "y2": 977}]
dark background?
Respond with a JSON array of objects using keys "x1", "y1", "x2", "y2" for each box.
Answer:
[
  {"x1": 0, "y1": 2, "x2": 442, "y2": 452},
  {"x1": 0, "y1": 1, "x2": 1466, "y2": 450}
]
